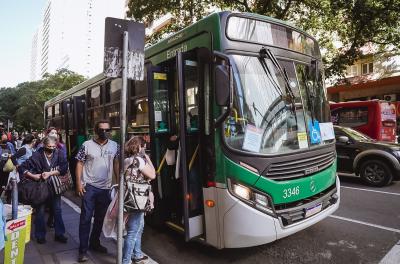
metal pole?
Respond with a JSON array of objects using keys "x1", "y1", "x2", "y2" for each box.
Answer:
[
  {"x1": 117, "y1": 31, "x2": 128, "y2": 264},
  {"x1": 11, "y1": 177, "x2": 18, "y2": 220}
]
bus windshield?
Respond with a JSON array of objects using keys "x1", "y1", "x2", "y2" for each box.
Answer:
[{"x1": 225, "y1": 54, "x2": 331, "y2": 155}]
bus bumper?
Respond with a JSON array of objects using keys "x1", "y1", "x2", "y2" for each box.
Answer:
[{"x1": 220, "y1": 176, "x2": 340, "y2": 248}]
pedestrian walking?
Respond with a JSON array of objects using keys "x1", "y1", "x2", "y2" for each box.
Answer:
[
  {"x1": 76, "y1": 120, "x2": 119, "y2": 262},
  {"x1": 20, "y1": 136, "x2": 68, "y2": 244},
  {"x1": 15, "y1": 134, "x2": 36, "y2": 166},
  {"x1": 122, "y1": 136, "x2": 155, "y2": 264},
  {"x1": 0, "y1": 134, "x2": 17, "y2": 196},
  {"x1": 45, "y1": 128, "x2": 67, "y2": 228}
]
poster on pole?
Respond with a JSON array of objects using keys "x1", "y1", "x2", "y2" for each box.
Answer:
[{"x1": 104, "y1": 17, "x2": 145, "y2": 80}]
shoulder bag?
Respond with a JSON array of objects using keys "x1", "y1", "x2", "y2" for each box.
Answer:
[
  {"x1": 48, "y1": 169, "x2": 73, "y2": 195},
  {"x1": 123, "y1": 157, "x2": 152, "y2": 213}
]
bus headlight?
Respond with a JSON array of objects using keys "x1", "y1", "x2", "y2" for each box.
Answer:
[
  {"x1": 254, "y1": 192, "x2": 268, "y2": 207},
  {"x1": 228, "y1": 179, "x2": 275, "y2": 216},
  {"x1": 232, "y1": 183, "x2": 252, "y2": 200}
]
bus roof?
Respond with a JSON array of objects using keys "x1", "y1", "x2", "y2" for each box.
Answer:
[
  {"x1": 145, "y1": 11, "x2": 316, "y2": 59},
  {"x1": 44, "y1": 73, "x2": 106, "y2": 107},
  {"x1": 45, "y1": 11, "x2": 316, "y2": 108}
]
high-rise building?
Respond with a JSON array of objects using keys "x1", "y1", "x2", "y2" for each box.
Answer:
[{"x1": 30, "y1": 0, "x2": 127, "y2": 81}]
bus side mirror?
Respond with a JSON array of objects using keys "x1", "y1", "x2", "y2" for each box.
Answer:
[
  {"x1": 215, "y1": 65, "x2": 230, "y2": 106},
  {"x1": 337, "y1": 136, "x2": 350, "y2": 144}
]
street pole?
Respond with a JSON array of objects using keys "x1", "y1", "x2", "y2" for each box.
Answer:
[{"x1": 117, "y1": 31, "x2": 128, "y2": 264}]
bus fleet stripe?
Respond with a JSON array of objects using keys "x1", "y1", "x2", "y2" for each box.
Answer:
[
  {"x1": 379, "y1": 240, "x2": 400, "y2": 264},
  {"x1": 329, "y1": 215, "x2": 400, "y2": 234},
  {"x1": 341, "y1": 186, "x2": 400, "y2": 196}
]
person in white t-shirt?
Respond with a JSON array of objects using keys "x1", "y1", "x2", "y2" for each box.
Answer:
[{"x1": 75, "y1": 120, "x2": 119, "y2": 262}]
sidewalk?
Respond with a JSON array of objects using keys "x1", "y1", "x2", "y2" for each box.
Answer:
[{"x1": 20, "y1": 194, "x2": 157, "y2": 264}]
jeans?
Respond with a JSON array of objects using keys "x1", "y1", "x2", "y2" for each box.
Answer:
[
  {"x1": 34, "y1": 195, "x2": 65, "y2": 239},
  {"x1": 122, "y1": 212, "x2": 145, "y2": 264},
  {"x1": 79, "y1": 184, "x2": 111, "y2": 254}
]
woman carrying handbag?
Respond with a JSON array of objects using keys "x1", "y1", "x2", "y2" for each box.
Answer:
[
  {"x1": 122, "y1": 136, "x2": 155, "y2": 264},
  {"x1": 20, "y1": 136, "x2": 68, "y2": 244}
]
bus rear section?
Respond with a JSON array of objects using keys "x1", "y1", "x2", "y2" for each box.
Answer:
[{"x1": 330, "y1": 100, "x2": 397, "y2": 142}]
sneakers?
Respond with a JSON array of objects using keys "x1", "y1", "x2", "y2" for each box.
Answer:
[
  {"x1": 89, "y1": 243, "x2": 108, "y2": 254},
  {"x1": 78, "y1": 253, "x2": 89, "y2": 262},
  {"x1": 55, "y1": 234, "x2": 68, "y2": 243},
  {"x1": 133, "y1": 255, "x2": 149, "y2": 264}
]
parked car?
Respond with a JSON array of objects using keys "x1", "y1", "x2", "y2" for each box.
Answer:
[{"x1": 334, "y1": 125, "x2": 400, "y2": 186}]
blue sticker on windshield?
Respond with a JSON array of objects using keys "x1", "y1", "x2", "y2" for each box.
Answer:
[{"x1": 308, "y1": 120, "x2": 321, "y2": 144}]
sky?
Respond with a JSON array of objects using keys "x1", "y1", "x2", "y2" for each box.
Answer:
[{"x1": 0, "y1": 0, "x2": 46, "y2": 88}]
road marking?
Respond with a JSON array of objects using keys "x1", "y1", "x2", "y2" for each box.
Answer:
[
  {"x1": 380, "y1": 240, "x2": 400, "y2": 264},
  {"x1": 61, "y1": 196, "x2": 158, "y2": 263},
  {"x1": 329, "y1": 215, "x2": 400, "y2": 234},
  {"x1": 341, "y1": 186, "x2": 400, "y2": 196}
]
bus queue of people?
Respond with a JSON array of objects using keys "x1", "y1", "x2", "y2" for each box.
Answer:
[{"x1": 0, "y1": 120, "x2": 154, "y2": 264}]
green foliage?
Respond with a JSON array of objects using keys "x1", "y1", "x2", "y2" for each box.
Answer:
[
  {"x1": 0, "y1": 69, "x2": 85, "y2": 131},
  {"x1": 126, "y1": 0, "x2": 400, "y2": 78}
]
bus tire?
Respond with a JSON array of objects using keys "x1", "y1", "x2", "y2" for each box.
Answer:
[{"x1": 360, "y1": 159, "x2": 393, "y2": 187}]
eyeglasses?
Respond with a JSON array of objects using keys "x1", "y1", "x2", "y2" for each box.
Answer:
[{"x1": 98, "y1": 129, "x2": 111, "y2": 132}]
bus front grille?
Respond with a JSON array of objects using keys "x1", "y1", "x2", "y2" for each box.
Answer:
[
  {"x1": 265, "y1": 152, "x2": 335, "y2": 180},
  {"x1": 274, "y1": 184, "x2": 337, "y2": 227}
]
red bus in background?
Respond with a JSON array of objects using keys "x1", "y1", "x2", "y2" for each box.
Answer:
[{"x1": 330, "y1": 100, "x2": 398, "y2": 142}]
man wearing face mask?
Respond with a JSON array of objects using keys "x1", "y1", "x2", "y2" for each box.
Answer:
[{"x1": 75, "y1": 120, "x2": 119, "y2": 262}]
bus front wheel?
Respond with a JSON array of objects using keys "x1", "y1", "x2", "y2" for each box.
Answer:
[{"x1": 360, "y1": 159, "x2": 393, "y2": 187}]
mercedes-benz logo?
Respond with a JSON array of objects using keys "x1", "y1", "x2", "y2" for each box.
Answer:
[{"x1": 310, "y1": 180, "x2": 316, "y2": 192}]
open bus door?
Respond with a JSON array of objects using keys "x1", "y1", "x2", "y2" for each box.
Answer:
[
  {"x1": 147, "y1": 48, "x2": 211, "y2": 241},
  {"x1": 176, "y1": 50, "x2": 212, "y2": 241}
]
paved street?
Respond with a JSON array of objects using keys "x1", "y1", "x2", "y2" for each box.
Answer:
[
  {"x1": 140, "y1": 176, "x2": 400, "y2": 264},
  {"x1": 7, "y1": 176, "x2": 399, "y2": 264}
]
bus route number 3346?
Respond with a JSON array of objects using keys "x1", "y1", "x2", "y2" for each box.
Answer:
[{"x1": 283, "y1": 186, "x2": 300, "y2": 199}]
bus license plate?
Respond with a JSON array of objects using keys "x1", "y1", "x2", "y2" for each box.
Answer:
[{"x1": 305, "y1": 203, "x2": 322, "y2": 218}]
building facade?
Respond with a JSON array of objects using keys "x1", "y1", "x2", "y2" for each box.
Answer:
[
  {"x1": 30, "y1": 0, "x2": 127, "y2": 81},
  {"x1": 327, "y1": 50, "x2": 400, "y2": 103}
]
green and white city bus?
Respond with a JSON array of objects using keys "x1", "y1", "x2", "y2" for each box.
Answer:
[{"x1": 44, "y1": 11, "x2": 340, "y2": 248}]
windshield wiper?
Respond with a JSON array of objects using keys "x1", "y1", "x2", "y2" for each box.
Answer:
[
  {"x1": 258, "y1": 48, "x2": 297, "y2": 119},
  {"x1": 301, "y1": 67, "x2": 316, "y2": 123}
]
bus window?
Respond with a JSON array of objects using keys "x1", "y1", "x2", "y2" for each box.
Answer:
[
  {"x1": 132, "y1": 80, "x2": 147, "y2": 97},
  {"x1": 130, "y1": 97, "x2": 149, "y2": 127},
  {"x1": 54, "y1": 103, "x2": 60, "y2": 116},
  {"x1": 153, "y1": 75, "x2": 169, "y2": 133},
  {"x1": 46, "y1": 107, "x2": 52, "y2": 118},
  {"x1": 106, "y1": 79, "x2": 122, "y2": 103},
  {"x1": 184, "y1": 60, "x2": 199, "y2": 132},
  {"x1": 105, "y1": 103, "x2": 120, "y2": 128},
  {"x1": 87, "y1": 108, "x2": 102, "y2": 129},
  {"x1": 88, "y1": 86, "x2": 102, "y2": 107},
  {"x1": 338, "y1": 107, "x2": 368, "y2": 127}
]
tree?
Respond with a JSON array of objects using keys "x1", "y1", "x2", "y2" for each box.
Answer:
[
  {"x1": 126, "y1": 0, "x2": 400, "y2": 78},
  {"x1": 0, "y1": 69, "x2": 85, "y2": 131}
]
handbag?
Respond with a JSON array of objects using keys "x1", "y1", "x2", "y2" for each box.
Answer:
[
  {"x1": 123, "y1": 157, "x2": 152, "y2": 212},
  {"x1": 18, "y1": 178, "x2": 52, "y2": 207},
  {"x1": 49, "y1": 170, "x2": 73, "y2": 195},
  {"x1": 3, "y1": 157, "x2": 15, "y2": 173}
]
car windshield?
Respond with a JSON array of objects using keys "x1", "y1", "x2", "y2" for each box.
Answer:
[
  {"x1": 224, "y1": 54, "x2": 332, "y2": 155},
  {"x1": 341, "y1": 127, "x2": 373, "y2": 141}
]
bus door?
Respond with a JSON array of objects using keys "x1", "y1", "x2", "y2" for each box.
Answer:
[
  {"x1": 62, "y1": 99, "x2": 72, "y2": 157},
  {"x1": 147, "y1": 64, "x2": 174, "y2": 226},
  {"x1": 69, "y1": 95, "x2": 85, "y2": 186},
  {"x1": 177, "y1": 50, "x2": 210, "y2": 241}
]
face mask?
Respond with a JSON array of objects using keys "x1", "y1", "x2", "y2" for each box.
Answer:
[
  {"x1": 44, "y1": 147, "x2": 54, "y2": 155},
  {"x1": 96, "y1": 129, "x2": 109, "y2": 140}
]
